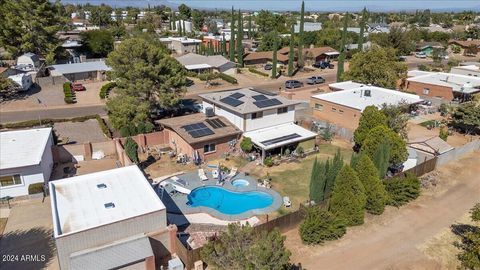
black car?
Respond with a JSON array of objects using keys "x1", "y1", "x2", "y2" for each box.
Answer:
[
  {"x1": 313, "y1": 61, "x2": 334, "y2": 69},
  {"x1": 264, "y1": 63, "x2": 273, "y2": 70},
  {"x1": 285, "y1": 80, "x2": 303, "y2": 89}
]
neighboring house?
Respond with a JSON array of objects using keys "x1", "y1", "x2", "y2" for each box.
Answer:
[
  {"x1": 16, "y1": 52, "x2": 41, "y2": 71},
  {"x1": 175, "y1": 20, "x2": 193, "y2": 33},
  {"x1": 310, "y1": 86, "x2": 423, "y2": 130},
  {"x1": 366, "y1": 23, "x2": 390, "y2": 33},
  {"x1": 408, "y1": 136, "x2": 454, "y2": 162},
  {"x1": 345, "y1": 41, "x2": 372, "y2": 51},
  {"x1": 0, "y1": 128, "x2": 54, "y2": 197},
  {"x1": 416, "y1": 42, "x2": 444, "y2": 57},
  {"x1": 406, "y1": 72, "x2": 480, "y2": 101},
  {"x1": 157, "y1": 113, "x2": 242, "y2": 162},
  {"x1": 200, "y1": 88, "x2": 317, "y2": 160},
  {"x1": 8, "y1": 73, "x2": 33, "y2": 91},
  {"x1": 294, "y1": 20, "x2": 322, "y2": 33},
  {"x1": 420, "y1": 25, "x2": 452, "y2": 33},
  {"x1": 49, "y1": 60, "x2": 111, "y2": 81},
  {"x1": 448, "y1": 39, "x2": 480, "y2": 56},
  {"x1": 202, "y1": 35, "x2": 231, "y2": 53},
  {"x1": 50, "y1": 165, "x2": 175, "y2": 270},
  {"x1": 328, "y1": 80, "x2": 366, "y2": 91},
  {"x1": 160, "y1": 37, "x2": 202, "y2": 55},
  {"x1": 450, "y1": 65, "x2": 480, "y2": 77},
  {"x1": 244, "y1": 51, "x2": 289, "y2": 65},
  {"x1": 176, "y1": 53, "x2": 237, "y2": 75},
  {"x1": 277, "y1": 46, "x2": 339, "y2": 63}
]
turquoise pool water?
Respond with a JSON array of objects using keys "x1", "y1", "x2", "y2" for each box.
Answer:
[
  {"x1": 232, "y1": 179, "x2": 249, "y2": 187},
  {"x1": 187, "y1": 186, "x2": 273, "y2": 215}
]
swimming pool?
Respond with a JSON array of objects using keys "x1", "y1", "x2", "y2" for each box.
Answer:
[
  {"x1": 187, "y1": 186, "x2": 273, "y2": 215},
  {"x1": 231, "y1": 179, "x2": 249, "y2": 187}
]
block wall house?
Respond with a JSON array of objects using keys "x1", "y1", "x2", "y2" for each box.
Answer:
[
  {"x1": 310, "y1": 99, "x2": 363, "y2": 130},
  {"x1": 0, "y1": 128, "x2": 54, "y2": 197},
  {"x1": 159, "y1": 37, "x2": 202, "y2": 55},
  {"x1": 405, "y1": 80, "x2": 454, "y2": 100},
  {"x1": 448, "y1": 40, "x2": 480, "y2": 56},
  {"x1": 202, "y1": 35, "x2": 231, "y2": 52}
]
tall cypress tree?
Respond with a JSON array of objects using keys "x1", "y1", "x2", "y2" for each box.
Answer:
[
  {"x1": 172, "y1": 12, "x2": 176, "y2": 31},
  {"x1": 309, "y1": 158, "x2": 327, "y2": 203},
  {"x1": 237, "y1": 10, "x2": 244, "y2": 67},
  {"x1": 271, "y1": 32, "x2": 278, "y2": 78},
  {"x1": 354, "y1": 154, "x2": 388, "y2": 215},
  {"x1": 372, "y1": 142, "x2": 391, "y2": 178},
  {"x1": 297, "y1": 1, "x2": 305, "y2": 68},
  {"x1": 358, "y1": 7, "x2": 367, "y2": 51},
  {"x1": 288, "y1": 24, "x2": 295, "y2": 76},
  {"x1": 309, "y1": 157, "x2": 319, "y2": 202},
  {"x1": 248, "y1": 15, "x2": 252, "y2": 39},
  {"x1": 229, "y1": 6, "x2": 236, "y2": 62},
  {"x1": 182, "y1": 20, "x2": 186, "y2": 35},
  {"x1": 169, "y1": 13, "x2": 173, "y2": 30},
  {"x1": 222, "y1": 33, "x2": 227, "y2": 57},
  {"x1": 324, "y1": 149, "x2": 344, "y2": 200},
  {"x1": 336, "y1": 13, "x2": 348, "y2": 82},
  {"x1": 178, "y1": 20, "x2": 183, "y2": 36}
]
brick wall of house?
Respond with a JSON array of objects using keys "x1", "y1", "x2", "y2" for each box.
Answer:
[
  {"x1": 406, "y1": 81, "x2": 454, "y2": 100},
  {"x1": 192, "y1": 135, "x2": 239, "y2": 161},
  {"x1": 310, "y1": 98, "x2": 362, "y2": 130}
]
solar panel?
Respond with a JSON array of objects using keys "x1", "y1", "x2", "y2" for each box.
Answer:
[
  {"x1": 260, "y1": 133, "x2": 302, "y2": 146},
  {"x1": 230, "y1": 92, "x2": 245, "y2": 99},
  {"x1": 253, "y1": 98, "x2": 283, "y2": 108},
  {"x1": 182, "y1": 123, "x2": 214, "y2": 138},
  {"x1": 252, "y1": 94, "x2": 268, "y2": 101},
  {"x1": 206, "y1": 118, "x2": 227, "y2": 129},
  {"x1": 220, "y1": 96, "x2": 244, "y2": 107}
]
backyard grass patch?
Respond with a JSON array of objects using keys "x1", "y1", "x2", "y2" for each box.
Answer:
[{"x1": 419, "y1": 120, "x2": 439, "y2": 128}]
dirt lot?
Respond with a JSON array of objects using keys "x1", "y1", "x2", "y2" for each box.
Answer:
[
  {"x1": 284, "y1": 151, "x2": 480, "y2": 270},
  {"x1": 53, "y1": 119, "x2": 108, "y2": 144}
]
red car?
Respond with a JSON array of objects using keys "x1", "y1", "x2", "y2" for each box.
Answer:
[{"x1": 72, "y1": 83, "x2": 86, "y2": 91}]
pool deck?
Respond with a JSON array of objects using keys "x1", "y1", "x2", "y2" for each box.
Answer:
[{"x1": 157, "y1": 169, "x2": 283, "y2": 221}]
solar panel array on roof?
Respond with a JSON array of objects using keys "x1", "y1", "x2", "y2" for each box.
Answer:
[
  {"x1": 206, "y1": 118, "x2": 227, "y2": 129},
  {"x1": 220, "y1": 96, "x2": 244, "y2": 107},
  {"x1": 230, "y1": 92, "x2": 245, "y2": 99},
  {"x1": 252, "y1": 94, "x2": 268, "y2": 101},
  {"x1": 260, "y1": 133, "x2": 302, "y2": 146},
  {"x1": 182, "y1": 123, "x2": 214, "y2": 138},
  {"x1": 253, "y1": 98, "x2": 282, "y2": 108}
]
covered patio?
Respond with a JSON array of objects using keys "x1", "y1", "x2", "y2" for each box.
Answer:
[{"x1": 243, "y1": 122, "x2": 318, "y2": 161}]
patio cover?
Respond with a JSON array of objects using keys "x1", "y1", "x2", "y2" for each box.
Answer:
[
  {"x1": 184, "y1": 63, "x2": 212, "y2": 70},
  {"x1": 243, "y1": 122, "x2": 317, "y2": 150}
]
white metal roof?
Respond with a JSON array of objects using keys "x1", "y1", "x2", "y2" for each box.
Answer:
[
  {"x1": 328, "y1": 80, "x2": 365, "y2": 90},
  {"x1": 312, "y1": 86, "x2": 423, "y2": 112},
  {"x1": 407, "y1": 72, "x2": 480, "y2": 93},
  {"x1": 185, "y1": 64, "x2": 212, "y2": 70},
  {"x1": 49, "y1": 166, "x2": 165, "y2": 237},
  {"x1": 407, "y1": 70, "x2": 433, "y2": 77},
  {"x1": 0, "y1": 128, "x2": 52, "y2": 170},
  {"x1": 243, "y1": 122, "x2": 317, "y2": 150},
  {"x1": 50, "y1": 60, "x2": 111, "y2": 75}
]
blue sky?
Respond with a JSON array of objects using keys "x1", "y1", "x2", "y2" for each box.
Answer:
[{"x1": 61, "y1": 0, "x2": 480, "y2": 12}]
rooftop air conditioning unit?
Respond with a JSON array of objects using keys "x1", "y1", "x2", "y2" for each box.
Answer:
[
  {"x1": 205, "y1": 107, "x2": 215, "y2": 117},
  {"x1": 364, "y1": 90, "x2": 371, "y2": 97}
]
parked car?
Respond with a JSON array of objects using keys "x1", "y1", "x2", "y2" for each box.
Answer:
[
  {"x1": 186, "y1": 78, "x2": 194, "y2": 87},
  {"x1": 264, "y1": 63, "x2": 273, "y2": 70},
  {"x1": 72, "y1": 83, "x2": 85, "y2": 91},
  {"x1": 398, "y1": 56, "x2": 407, "y2": 62},
  {"x1": 415, "y1": 52, "x2": 427, "y2": 59},
  {"x1": 285, "y1": 80, "x2": 303, "y2": 89},
  {"x1": 306, "y1": 76, "x2": 325, "y2": 85},
  {"x1": 313, "y1": 61, "x2": 334, "y2": 69}
]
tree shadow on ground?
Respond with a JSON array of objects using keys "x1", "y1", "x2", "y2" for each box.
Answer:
[
  {"x1": 451, "y1": 223, "x2": 480, "y2": 240},
  {"x1": 0, "y1": 84, "x2": 41, "y2": 104},
  {"x1": 0, "y1": 227, "x2": 56, "y2": 270}
]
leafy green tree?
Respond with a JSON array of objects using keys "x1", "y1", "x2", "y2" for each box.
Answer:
[
  {"x1": 106, "y1": 37, "x2": 186, "y2": 109},
  {"x1": 362, "y1": 125, "x2": 407, "y2": 165},
  {"x1": 471, "y1": 203, "x2": 480, "y2": 222},
  {"x1": 237, "y1": 10, "x2": 244, "y2": 67},
  {"x1": 384, "y1": 173, "x2": 420, "y2": 206},
  {"x1": 451, "y1": 102, "x2": 480, "y2": 135},
  {"x1": 80, "y1": 29, "x2": 114, "y2": 58},
  {"x1": 297, "y1": 1, "x2": 305, "y2": 68},
  {"x1": 0, "y1": 0, "x2": 67, "y2": 57},
  {"x1": 329, "y1": 165, "x2": 367, "y2": 226},
  {"x1": 354, "y1": 155, "x2": 388, "y2": 214},
  {"x1": 178, "y1": 4, "x2": 191, "y2": 19},
  {"x1": 288, "y1": 25, "x2": 295, "y2": 76},
  {"x1": 257, "y1": 32, "x2": 289, "y2": 52},
  {"x1": 337, "y1": 14, "x2": 348, "y2": 82},
  {"x1": 358, "y1": 8, "x2": 368, "y2": 51},
  {"x1": 125, "y1": 137, "x2": 139, "y2": 163},
  {"x1": 354, "y1": 106, "x2": 388, "y2": 147},
  {"x1": 229, "y1": 7, "x2": 236, "y2": 62},
  {"x1": 89, "y1": 5, "x2": 112, "y2": 27},
  {"x1": 240, "y1": 137, "x2": 253, "y2": 152},
  {"x1": 439, "y1": 125, "x2": 449, "y2": 142},
  {"x1": 106, "y1": 95, "x2": 150, "y2": 131},
  {"x1": 381, "y1": 104, "x2": 409, "y2": 140},
  {"x1": 256, "y1": 10, "x2": 287, "y2": 33},
  {"x1": 342, "y1": 47, "x2": 407, "y2": 89},
  {"x1": 191, "y1": 10, "x2": 205, "y2": 30},
  {"x1": 246, "y1": 229, "x2": 291, "y2": 270},
  {"x1": 300, "y1": 208, "x2": 346, "y2": 245},
  {"x1": 271, "y1": 33, "x2": 278, "y2": 78},
  {"x1": 248, "y1": 15, "x2": 252, "y2": 39}
]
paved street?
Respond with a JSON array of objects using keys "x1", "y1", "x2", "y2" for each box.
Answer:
[{"x1": 0, "y1": 105, "x2": 106, "y2": 124}]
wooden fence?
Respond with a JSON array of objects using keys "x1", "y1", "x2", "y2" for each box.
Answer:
[
  {"x1": 403, "y1": 156, "x2": 438, "y2": 177},
  {"x1": 174, "y1": 236, "x2": 203, "y2": 270}
]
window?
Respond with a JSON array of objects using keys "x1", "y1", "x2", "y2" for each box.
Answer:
[
  {"x1": 314, "y1": 103, "x2": 323, "y2": 111},
  {"x1": 277, "y1": 107, "x2": 288, "y2": 114},
  {"x1": 251, "y1": 111, "x2": 263, "y2": 119},
  {"x1": 204, "y1": 143, "x2": 216, "y2": 153},
  {"x1": 423, "y1": 88, "x2": 430, "y2": 95},
  {"x1": 0, "y1": 174, "x2": 22, "y2": 187},
  {"x1": 331, "y1": 108, "x2": 337, "y2": 112}
]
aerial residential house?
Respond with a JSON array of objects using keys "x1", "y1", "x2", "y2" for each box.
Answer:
[
  {"x1": 311, "y1": 86, "x2": 423, "y2": 130},
  {"x1": 345, "y1": 41, "x2": 372, "y2": 51},
  {"x1": 200, "y1": 88, "x2": 317, "y2": 160},
  {"x1": 294, "y1": 20, "x2": 322, "y2": 33},
  {"x1": 174, "y1": 20, "x2": 193, "y2": 33},
  {"x1": 0, "y1": 128, "x2": 54, "y2": 197},
  {"x1": 277, "y1": 46, "x2": 339, "y2": 63},
  {"x1": 50, "y1": 166, "x2": 175, "y2": 270},
  {"x1": 202, "y1": 35, "x2": 231, "y2": 53},
  {"x1": 448, "y1": 39, "x2": 480, "y2": 56},
  {"x1": 8, "y1": 73, "x2": 33, "y2": 91},
  {"x1": 243, "y1": 51, "x2": 289, "y2": 65},
  {"x1": 49, "y1": 60, "x2": 111, "y2": 81},
  {"x1": 416, "y1": 41, "x2": 444, "y2": 57},
  {"x1": 160, "y1": 37, "x2": 202, "y2": 55},
  {"x1": 450, "y1": 65, "x2": 480, "y2": 77},
  {"x1": 366, "y1": 23, "x2": 390, "y2": 33},
  {"x1": 406, "y1": 72, "x2": 480, "y2": 101},
  {"x1": 176, "y1": 53, "x2": 237, "y2": 75},
  {"x1": 14, "y1": 52, "x2": 44, "y2": 76},
  {"x1": 327, "y1": 80, "x2": 366, "y2": 91},
  {"x1": 157, "y1": 113, "x2": 242, "y2": 162}
]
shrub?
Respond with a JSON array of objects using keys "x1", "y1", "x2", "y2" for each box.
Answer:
[
  {"x1": 198, "y1": 72, "x2": 219, "y2": 81},
  {"x1": 300, "y1": 208, "x2": 346, "y2": 245},
  {"x1": 384, "y1": 173, "x2": 420, "y2": 207},
  {"x1": 218, "y1": 73, "x2": 238, "y2": 84},
  {"x1": 418, "y1": 64, "x2": 430, "y2": 71},
  {"x1": 295, "y1": 145, "x2": 304, "y2": 155},
  {"x1": 240, "y1": 137, "x2": 253, "y2": 152},
  {"x1": 28, "y1": 182, "x2": 44, "y2": 195},
  {"x1": 96, "y1": 115, "x2": 112, "y2": 138},
  {"x1": 439, "y1": 125, "x2": 449, "y2": 141},
  {"x1": 470, "y1": 203, "x2": 480, "y2": 222},
  {"x1": 354, "y1": 154, "x2": 388, "y2": 215},
  {"x1": 99, "y1": 82, "x2": 116, "y2": 99},
  {"x1": 63, "y1": 82, "x2": 76, "y2": 104},
  {"x1": 64, "y1": 97, "x2": 75, "y2": 104},
  {"x1": 124, "y1": 137, "x2": 139, "y2": 163},
  {"x1": 248, "y1": 67, "x2": 269, "y2": 77},
  {"x1": 264, "y1": 157, "x2": 274, "y2": 167}
]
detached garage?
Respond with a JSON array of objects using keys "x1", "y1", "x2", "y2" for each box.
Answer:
[{"x1": 50, "y1": 61, "x2": 111, "y2": 82}]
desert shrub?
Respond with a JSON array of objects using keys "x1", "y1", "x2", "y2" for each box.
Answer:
[
  {"x1": 248, "y1": 67, "x2": 269, "y2": 77},
  {"x1": 0, "y1": 115, "x2": 99, "y2": 129},
  {"x1": 28, "y1": 182, "x2": 44, "y2": 195},
  {"x1": 240, "y1": 137, "x2": 253, "y2": 152},
  {"x1": 218, "y1": 73, "x2": 238, "y2": 84},
  {"x1": 384, "y1": 173, "x2": 420, "y2": 207},
  {"x1": 299, "y1": 207, "x2": 346, "y2": 245},
  {"x1": 263, "y1": 157, "x2": 274, "y2": 167},
  {"x1": 124, "y1": 137, "x2": 139, "y2": 163},
  {"x1": 198, "y1": 72, "x2": 219, "y2": 81},
  {"x1": 64, "y1": 97, "x2": 75, "y2": 104}
]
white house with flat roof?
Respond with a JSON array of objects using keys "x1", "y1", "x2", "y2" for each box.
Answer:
[
  {"x1": 200, "y1": 88, "x2": 317, "y2": 160},
  {"x1": 0, "y1": 128, "x2": 53, "y2": 197},
  {"x1": 450, "y1": 65, "x2": 480, "y2": 77},
  {"x1": 50, "y1": 165, "x2": 171, "y2": 270},
  {"x1": 50, "y1": 60, "x2": 111, "y2": 82}
]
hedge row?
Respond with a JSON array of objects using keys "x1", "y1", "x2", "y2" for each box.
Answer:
[
  {"x1": 198, "y1": 73, "x2": 219, "y2": 81},
  {"x1": 99, "y1": 82, "x2": 116, "y2": 99},
  {"x1": 218, "y1": 73, "x2": 238, "y2": 84},
  {"x1": 0, "y1": 115, "x2": 99, "y2": 129},
  {"x1": 248, "y1": 67, "x2": 269, "y2": 77},
  {"x1": 95, "y1": 115, "x2": 112, "y2": 138},
  {"x1": 63, "y1": 82, "x2": 76, "y2": 104}
]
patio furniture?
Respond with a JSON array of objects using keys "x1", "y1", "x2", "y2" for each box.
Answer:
[
  {"x1": 225, "y1": 167, "x2": 238, "y2": 181},
  {"x1": 283, "y1": 196, "x2": 291, "y2": 207},
  {"x1": 198, "y1": 169, "x2": 208, "y2": 181},
  {"x1": 212, "y1": 169, "x2": 219, "y2": 179}
]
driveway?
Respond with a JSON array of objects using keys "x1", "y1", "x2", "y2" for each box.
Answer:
[{"x1": 284, "y1": 151, "x2": 480, "y2": 270}]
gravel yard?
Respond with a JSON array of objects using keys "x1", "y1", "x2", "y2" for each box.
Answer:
[{"x1": 53, "y1": 119, "x2": 108, "y2": 144}]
